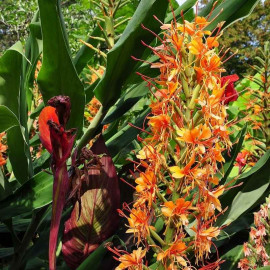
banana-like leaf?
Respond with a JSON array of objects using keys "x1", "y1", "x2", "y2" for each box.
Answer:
[
  {"x1": 0, "y1": 171, "x2": 53, "y2": 219},
  {"x1": 37, "y1": 0, "x2": 85, "y2": 133},
  {"x1": 218, "y1": 150, "x2": 270, "y2": 226},
  {"x1": 62, "y1": 136, "x2": 120, "y2": 269},
  {"x1": 0, "y1": 42, "x2": 32, "y2": 183},
  {"x1": 94, "y1": 0, "x2": 168, "y2": 109},
  {"x1": 201, "y1": 0, "x2": 260, "y2": 30}
]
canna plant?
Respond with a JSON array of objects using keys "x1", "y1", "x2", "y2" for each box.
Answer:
[{"x1": 0, "y1": 0, "x2": 269, "y2": 270}]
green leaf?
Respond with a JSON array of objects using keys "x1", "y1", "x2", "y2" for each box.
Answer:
[
  {"x1": 0, "y1": 247, "x2": 14, "y2": 259},
  {"x1": 0, "y1": 42, "x2": 24, "y2": 116},
  {"x1": 0, "y1": 42, "x2": 32, "y2": 183},
  {"x1": 165, "y1": 0, "x2": 197, "y2": 23},
  {"x1": 0, "y1": 218, "x2": 30, "y2": 233},
  {"x1": 0, "y1": 168, "x2": 12, "y2": 201},
  {"x1": 218, "y1": 150, "x2": 270, "y2": 226},
  {"x1": 203, "y1": 0, "x2": 260, "y2": 30},
  {"x1": 220, "y1": 245, "x2": 243, "y2": 270},
  {"x1": 0, "y1": 171, "x2": 53, "y2": 220},
  {"x1": 222, "y1": 124, "x2": 247, "y2": 184},
  {"x1": 37, "y1": 0, "x2": 85, "y2": 133},
  {"x1": 102, "y1": 82, "x2": 148, "y2": 124},
  {"x1": 76, "y1": 236, "x2": 114, "y2": 270},
  {"x1": 74, "y1": 26, "x2": 102, "y2": 75},
  {"x1": 94, "y1": 0, "x2": 169, "y2": 109},
  {"x1": 256, "y1": 267, "x2": 270, "y2": 270},
  {"x1": 106, "y1": 108, "x2": 150, "y2": 157},
  {"x1": 0, "y1": 105, "x2": 20, "y2": 132}
]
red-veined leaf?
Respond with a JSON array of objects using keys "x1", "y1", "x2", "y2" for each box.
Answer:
[{"x1": 62, "y1": 136, "x2": 120, "y2": 269}]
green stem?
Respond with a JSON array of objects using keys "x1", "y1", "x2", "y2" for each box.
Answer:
[
  {"x1": 76, "y1": 106, "x2": 107, "y2": 154},
  {"x1": 150, "y1": 228, "x2": 166, "y2": 246},
  {"x1": 188, "y1": 84, "x2": 200, "y2": 110}
]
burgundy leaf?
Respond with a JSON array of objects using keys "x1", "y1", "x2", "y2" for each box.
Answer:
[{"x1": 62, "y1": 136, "x2": 120, "y2": 269}]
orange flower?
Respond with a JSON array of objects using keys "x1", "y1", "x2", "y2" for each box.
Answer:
[
  {"x1": 192, "y1": 225, "x2": 220, "y2": 261},
  {"x1": 148, "y1": 114, "x2": 171, "y2": 133},
  {"x1": 188, "y1": 38, "x2": 204, "y2": 55},
  {"x1": 177, "y1": 124, "x2": 211, "y2": 145},
  {"x1": 206, "y1": 37, "x2": 219, "y2": 48},
  {"x1": 116, "y1": 248, "x2": 146, "y2": 270},
  {"x1": 135, "y1": 170, "x2": 156, "y2": 193},
  {"x1": 157, "y1": 239, "x2": 187, "y2": 267},
  {"x1": 161, "y1": 198, "x2": 192, "y2": 225}
]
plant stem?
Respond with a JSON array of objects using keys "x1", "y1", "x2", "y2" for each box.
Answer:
[
  {"x1": 76, "y1": 106, "x2": 107, "y2": 154},
  {"x1": 150, "y1": 228, "x2": 166, "y2": 246}
]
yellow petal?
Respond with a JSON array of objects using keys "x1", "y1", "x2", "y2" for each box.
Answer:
[{"x1": 169, "y1": 166, "x2": 185, "y2": 178}]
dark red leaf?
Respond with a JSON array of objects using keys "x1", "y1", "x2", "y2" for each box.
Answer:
[{"x1": 62, "y1": 136, "x2": 120, "y2": 269}]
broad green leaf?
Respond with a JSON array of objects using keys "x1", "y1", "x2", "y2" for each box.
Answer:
[
  {"x1": 0, "y1": 42, "x2": 24, "y2": 116},
  {"x1": 94, "y1": 0, "x2": 169, "y2": 109},
  {"x1": 256, "y1": 267, "x2": 270, "y2": 270},
  {"x1": 220, "y1": 245, "x2": 243, "y2": 270},
  {"x1": 37, "y1": 0, "x2": 85, "y2": 133},
  {"x1": 218, "y1": 150, "x2": 270, "y2": 226},
  {"x1": 0, "y1": 172, "x2": 53, "y2": 220},
  {"x1": 0, "y1": 42, "x2": 32, "y2": 183},
  {"x1": 203, "y1": 0, "x2": 260, "y2": 30}
]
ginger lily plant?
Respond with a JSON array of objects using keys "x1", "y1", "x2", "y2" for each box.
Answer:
[{"x1": 0, "y1": 1, "x2": 269, "y2": 270}]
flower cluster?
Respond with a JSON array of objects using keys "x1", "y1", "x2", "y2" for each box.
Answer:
[
  {"x1": 238, "y1": 196, "x2": 270, "y2": 269},
  {"x1": 112, "y1": 13, "x2": 238, "y2": 270}
]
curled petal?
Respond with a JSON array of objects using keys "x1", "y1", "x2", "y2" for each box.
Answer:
[
  {"x1": 38, "y1": 106, "x2": 59, "y2": 153},
  {"x1": 48, "y1": 95, "x2": 71, "y2": 127}
]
